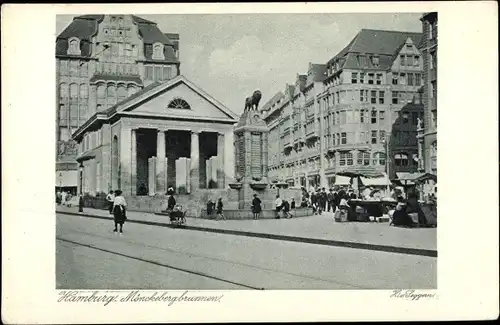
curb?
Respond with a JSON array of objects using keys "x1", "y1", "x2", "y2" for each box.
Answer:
[{"x1": 56, "y1": 210, "x2": 437, "y2": 258}]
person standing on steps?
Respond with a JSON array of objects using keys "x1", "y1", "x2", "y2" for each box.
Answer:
[
  {"x1": 252, "y1": 194, "x2": 262, "y2": 220},
  {"x1": 106, "y1": 190, "x2": 115, "y2": 215},
  {"x1": 112, "y1": 190, "x2": 127, "y2": 235}
]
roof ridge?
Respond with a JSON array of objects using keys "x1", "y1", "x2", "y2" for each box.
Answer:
[{"x1": 360, "y1": 28, "x2": 422, "y2": 35}]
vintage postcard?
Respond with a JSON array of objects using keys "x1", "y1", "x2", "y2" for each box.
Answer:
[{"x1": 1, "y1": 2, "x2": 498, "y2": 323}]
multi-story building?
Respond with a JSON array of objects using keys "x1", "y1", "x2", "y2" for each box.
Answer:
[
  {"x1": 56, "y1": 14, "x2": 180, "y2": 193},
  {"x1": 263, "y1": 29, "x2": 425, "y2": 189},
  {"x1": 418, "y1": 12, "x2": 437, "y2": 176},
  {"x1": 263, "y1": 63, "x2": 327, "y2": 188}
]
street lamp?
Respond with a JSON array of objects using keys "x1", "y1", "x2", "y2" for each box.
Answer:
[{"x1": 383, "y1": 135, "x2": 391, "y2": 194}]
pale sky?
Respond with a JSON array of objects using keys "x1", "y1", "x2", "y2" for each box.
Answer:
[{"x1": 56, "y1": 13, "x2": 422, "y2": 115}]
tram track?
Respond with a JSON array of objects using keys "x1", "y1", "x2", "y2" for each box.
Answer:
[{"x1": 57, "y1": 237, "x2": 264, "y2": 290}]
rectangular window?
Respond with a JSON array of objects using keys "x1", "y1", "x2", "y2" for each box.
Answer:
[
  {"x1": 69, "y1": 104, "x2": 78, "y2": 122},
  {"x1": 146, "y1": 66, "x2": 153, "y2": 79},
  {"x1": 413, "y1": 55, "x2": 420, "y2": 66},
  {"x1": 379, "y1": 130, "x2": 386, "y2": 143},
  {"x1": 379, "y1": 110, "x2": 385, "y2": 122},
  {"x1": 368, "y1": 73, "x2": 375, "y2": 84},
  {"x1": 154, "y1": 66, "x2": 162, "y2": 81},
  {"x1": 429, "y1": 23, "x2": 434, "y2": 40},
  {"x1": 357, "y1": 152, "x2": 363, "y2": 165},
  {"x1": 360, "y1": 110, "x2": 365, "y2": 123},
  {"x1": 347, "y1": 152, "x2": 353, "y2": 165},
  {"x1": 415, "y1": 73, "x2": 422, "y2": 86},
  {"x1": 376, "y1": 73, "x2": 383, "y2": 85},
  {"x1": 370, "y1": 90, "x2": 377, "y2": 104},
  {"x1": 59, "y1": 127, "x2": 70, "y2": 141},
  {"x1": 412, "y1": 112, "x2": 419, "y2": 125},
  {"x1": 58, "y1": 104, "x2": 67, "y2": 123},
  {"x1": 341, "y1": 132, "x2": 347, "y2": 145},
  {"x1": 399, "y1": 73, "x2": 406, "y2": 85},
  {"x1": 371, "y1": 110, "x2": 377, "y2": 124},
  {"x1": 340, "y1": 152, "x2": 346, "y2": 166},
  {"x1": 335, "y1": 111, "x2": 340, "y2": 125},
  {"x1": 392, "y1": 74, "x2": 398, "y2": 85},
  {"x1": 163, "y1": 66, "x2": 172, "y2": 80},
  {"x1": 400, "y1": 55, "x2": 406, "y2": 66},
  {"x1": 431, "y1": 80, "x2": 437, "y2": 98},
  {"x1": 432, "y1": 109, "x2": 437, "y2": 127},
  {"x1": 351, "y1": 72, "x2": 358, "y2": 84},
  {"x1": 340, "y1": 111, "x2": 346, "y2": 125},
  {"x1": 371, "y1": 130, "x2": 377, "y2": 144},
  {"x1": 359, "y1": 72, "x2": 365, "y2": 84},
  {"x1": 360, "y1": 90, "x2": 364, "y2": 102},
  {"x1": 408, "y1": 73, "x2": 414, "y2": 86},
  {"x1": 392, "y1": 91, "x2": 399, "y2": 104},
  {"x1": 378, "y1": 91, "x2": 385, "y2": 104}
]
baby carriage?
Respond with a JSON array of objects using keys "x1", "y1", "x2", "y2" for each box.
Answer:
[{"x1": 169, "y1": 205, "x2": 187, "y2": 226}]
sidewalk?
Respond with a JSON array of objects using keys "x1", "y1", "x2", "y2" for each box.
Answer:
[{"x1": 56, "y1": 206, "x2": 437, "y2": 257}]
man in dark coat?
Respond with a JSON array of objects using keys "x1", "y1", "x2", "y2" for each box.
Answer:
[
  {"x1": 327, "y1": 189, "x2": 335, "y2": 212},
  {"x1": 167, "y1": 194, "x2": 176, "y2": 210},
  {"x1": 310, "y1": 191, "x2": 318, "y2": 214}
]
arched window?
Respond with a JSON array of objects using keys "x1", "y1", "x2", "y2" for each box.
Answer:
[
  {"x1": 168, "y1": 98, "x2": 191, "y2": 110},
  {"x1": 372, "y1": 152, "x2": 386, "y2": 166},
  {"x1": 79, "y1": 84, "x2": 88, "y2": 98},
  {"x1": 152, "y1": 43, "x2": 164, "y2": 60},
  {"x1": 97, "y1": 83, "x2": 106, "y2": 99},
  {"x1": 107, "y1": 84, "x2": 116, "y2": 106},
  {"x1": 69, "y1": 83, "x2": 78, "y2": 98},
  {"x1": 67, "y1": 37, "x2": 81, "y2": 55},
  {"x1": 117, "y1": 84, "x2": 127, "y2": 102},
  {"x1": 394, "y1": 153, "x2": 409, "y2": 167},
  {"x1": 346, "y1": 152, "x2": 353, "y2": 165},
  {"x1": 127, "y1": 85, "x2": 137, "y2": 97},
  {"x1": 357, "y1": 151, "x2": 370, "y2": 165},
  {"x1": 59, "y1": 83, "x2": 68, "y2": 98}
]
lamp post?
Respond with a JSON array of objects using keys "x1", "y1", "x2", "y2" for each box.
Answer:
[
  {"x1": 383, "y1": 136, "x2": 390, "y2": 194},
  {"x1": 59, "y1": 172, "x2": 62, "y2": 192}
]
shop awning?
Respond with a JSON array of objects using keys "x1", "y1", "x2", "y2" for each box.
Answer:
[
  {"x1": 395, "y1": 172, "x2": 424, "y2": 185},
  {"x1": 360, "y1": 174, "x2": 391, "y2": 187},
  {"x1": 56, "y1": 170, "x2": 78, "y2": 187},
  {"x1": 334, "y1": 175, "x2": 351, "y2": 186}
]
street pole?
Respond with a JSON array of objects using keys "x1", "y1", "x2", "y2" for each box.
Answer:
[{"x1": 385, "y1": 138, "x2": 390, "y2": 194}]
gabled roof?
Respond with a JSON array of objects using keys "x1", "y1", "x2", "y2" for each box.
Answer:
[
  {"x1": 73, "y1": 75, "x2": 238, "y2": 140},
  {"x1": 327, "y1": 29, "x2": 423, "y2": 69},
  {"x1": 308, "y1": 63, "x2": 327, "y2": 84},
  {"x1": 56, "y1": 15, "x2": 178, "y2": 61},
  {"x1": 261, "y1": 91, "x2": 285, "y2": 112}
]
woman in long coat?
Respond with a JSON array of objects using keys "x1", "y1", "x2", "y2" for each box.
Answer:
[
  {"x1": 113, "y1": 190, "x2": 127, "y2": 234},
  {"x1": 252, "y1": 194, "x2": 262, "y2": 220}
]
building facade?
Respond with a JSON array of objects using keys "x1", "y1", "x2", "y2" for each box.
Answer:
[
  {"x1": 72, "y1": 75, "x2": 238, "y2": 197},
  {"x1": 56, "y1": 14, "x2": 180, "y2": 192},
  {"x1": 418, "y1": 12, "x2": 438, "y2": 176},
  {"x1": 263, "y1": 29, "x2": 425, "y2": 189}
]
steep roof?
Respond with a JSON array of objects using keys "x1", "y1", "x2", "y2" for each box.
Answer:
[
  {"x1": 327, "y1": 29, "x2": 423, "y2": 69},
  {"x1": 308, "y1": 63, "x2": 327, "y2": 83},
  {"x1": 56, "y1": 15, "x2": 178, "y2": 61},
  {"x1": 261, "y1": 91, "x2": 285, "y2": 112}
]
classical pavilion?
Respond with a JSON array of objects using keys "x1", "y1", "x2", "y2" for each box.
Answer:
[{"x1": 72, "y1": 75, "x2": 238, "y2": 196}]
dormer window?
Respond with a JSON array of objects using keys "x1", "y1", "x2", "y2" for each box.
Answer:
[
  {"x1": 152, "y1": 42, "x2": 165, "y2": 60},
  {"x1": 67, "y1": 37, "x2": 81, "y2": 56},
  {"x1": 372, "y1": 56, "x2": 379, "y2": 67}
]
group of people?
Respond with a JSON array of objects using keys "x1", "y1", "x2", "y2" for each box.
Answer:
[
  {"x1": 206, "y1": 197, "x2": 225, "y2": 220},
  {"x1": 106, "y1": 190, "x2": 127, "y2": 234},
  {"x1": 301, "y1": 187, "x2": 357, "y2": 215},
  {"x1": 274, "y1": 195, "x2": 296, "y2": 219},
  {"x1": 390, "y1": 188, "x2": 430, "y2": 228}
]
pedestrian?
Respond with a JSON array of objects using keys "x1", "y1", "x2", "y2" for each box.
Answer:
[
  {"x1": 283, "y1": 199, "x2": 291, "y2": 218},
  {"x1": 167, "y1": 186, "x2": 174, "y2": 196},
  {"x1": 61, "y1": 191, "x2": 67, "y2": 206},
  {"x1": 320, "y1": 188, "x2": 328, "y2": 213},
  {"x1": 56, "y1": 190, "x2": 62, "y2": 205},
  {"x1": 252, "y1": 194, "x2": 262, "y2": 220},
  {"x1": 167, "y1": 192, "x2": 176, "y2": 211},
  {"x1": 206, "y1": 199, "x2": 214, "y2": 218},
  {"x1": 78, "y1": 194, "x2": 84, "y2": 213},
  {"x1": 216, "y1": 197, "x2": 226, "y2": 220},
  {"x1": 274, "y1": 195, "x2": 283, "y2": 219},
  {"x1": 106, "y1": 190, "x2": 115, "y2": 215},
  {"x1": 310, "y1": 191, "x2": 317, "y2": 214},
  {"x1": 327, "y1": 188, "x2": 335, "y2": 213},
  {"x1": 112, "y1": 190, "x2": 127, "y2": 235}
]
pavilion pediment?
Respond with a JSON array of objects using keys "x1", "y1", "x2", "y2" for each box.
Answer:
[{"x1": 121, "y1": 76, "x2": 238, "y2": 122}]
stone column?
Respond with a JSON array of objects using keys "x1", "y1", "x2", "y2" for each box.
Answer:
[
  {"x1": 156, "y1": 130, "x2": 166, "y2": 194},
  {"x1": 126, "y1": 128, "x2": 136, "y2": 195},
  {"x1": 244, "y1": 131, "x2": 252, "y2": 180},
  {"x1": 261, "y1": 132, "x2": 268, "y2": 180},
  {"x1": 217, "y1": 132, "x2": 225, "y2": 188},
  {"x1": 190, "y1": 131, "x2": 200, "y2": 191}
]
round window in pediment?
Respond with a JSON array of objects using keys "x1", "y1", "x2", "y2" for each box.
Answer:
[{"x1": 168, "y1": 98, "x2": 191, "y2": 110}]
